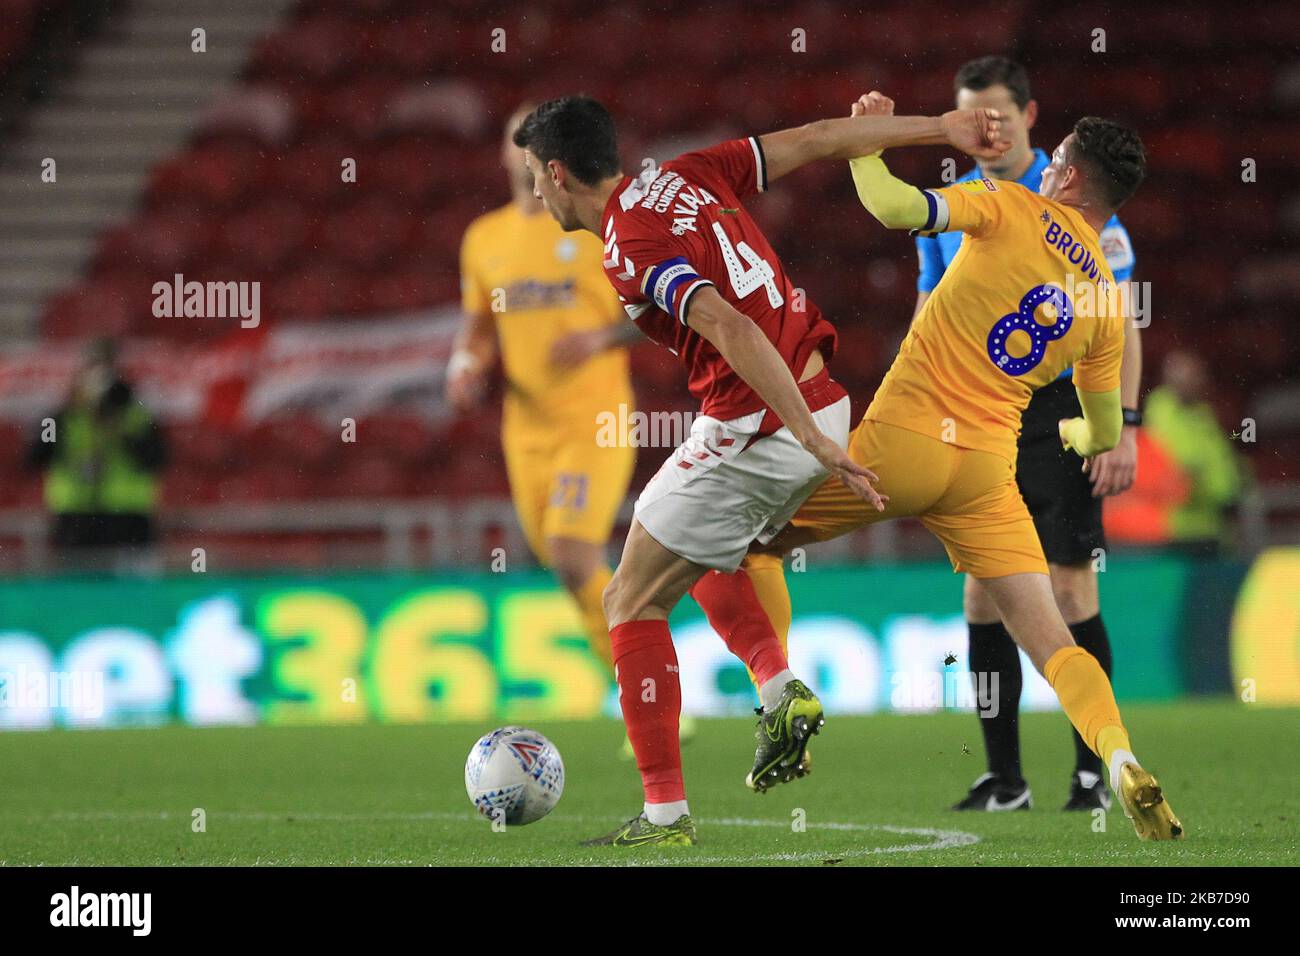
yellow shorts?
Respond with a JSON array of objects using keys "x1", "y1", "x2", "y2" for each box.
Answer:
[
  {"x1": 789, "y1": 419, "x2": 1048, "y2": 578},
  {"x1": 504, "y1": 424, "x2": 635, "y2": 564}
]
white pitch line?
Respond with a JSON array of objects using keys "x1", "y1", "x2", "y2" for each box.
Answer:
[
  {"x1": 6, "y1": 809, "x2": 980, "y2": 864},
  {"x1": 15, "y1": 810, "x2": 464, "y2": 822}
]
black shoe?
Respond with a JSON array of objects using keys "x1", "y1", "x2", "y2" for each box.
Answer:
[
  {"x1": 1063, "y1": 769, "x2": 1112, "y2": 812},
  {"x1": 952, "y1": 772, "x2": 1032, "y2": 811}
]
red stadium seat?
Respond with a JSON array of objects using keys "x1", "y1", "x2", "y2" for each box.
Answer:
[
  {"x1": 366, "y1": 136, "x2": 446, "y2": 202},
  {"x1": 146, "y1": 141, "x2": 268, "y2": 210},
  {"x1": 92, "y1": 211, "x2": 215, "y2": 277},
  {"x1": 316, "y1": 194, "x2": 413, "y2": 271},
  {"x1": 1144, "y1": 125, "x2": 1228, "y2": 180},
  {"x1": 195, "y1": 87, "x2": 297, "y2": 147},
  {"x1": 215, "y1": 200, "x2": 312, "y2": 274},
  {"x1": 247, "y1": 13, "x2": 361, "y2": 83},
  {"x1": 262, "y1": 135, "x2": 353, "y2": 205},
  {"x1": 42, "y1": 274, "x2": 148, "y2": 339},
  {"x1": 313, "y1": 74, "x2": 406, "y2": 139},
  {"x1": 264, "y1": 263, "x2": 364, "y2": 321},
  {"x1": 363, "y1": 12, "x2": 455, "y2": 76},
  {"x1": 363, "y1": 266, "x2": 453, "y2": 313}
]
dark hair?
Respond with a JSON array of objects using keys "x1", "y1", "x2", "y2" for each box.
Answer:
[
  {"x1": 1067, "y1": 116, "x2": 1147, "y2": 210},
  {"x1": 953, "y1": 56, "x2": 1032, "y2": 109},
  {"x1": 511, "y1": 96, "x2": 621, "y2": 187}
]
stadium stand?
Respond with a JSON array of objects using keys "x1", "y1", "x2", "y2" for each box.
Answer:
[{"x1": 0, "y1": 0, "x2": 1296, "y2": 568}]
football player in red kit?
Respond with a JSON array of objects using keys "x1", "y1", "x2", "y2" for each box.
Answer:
[{"x1": 512, "y1": 95, "x2": 1007, "y2": 846}]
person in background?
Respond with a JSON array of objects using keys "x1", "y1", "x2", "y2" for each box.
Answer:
[
  {"x1": 26, "y1": 338, "x2": 167, "y2": 562},
  {"x1": 449, "y1": 104, "x2": 642, "y2": 673},
  {"x1": 1144, "y1": 350, "x2": 1245, "y2": 556},
  {"x1": 1101, "y1": 429, "x2": 1190, "y2": 547}
]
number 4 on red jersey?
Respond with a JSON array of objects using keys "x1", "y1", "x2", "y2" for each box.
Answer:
[{"x1": 600, "y1": 136, "x2": 836, "y2": 420}]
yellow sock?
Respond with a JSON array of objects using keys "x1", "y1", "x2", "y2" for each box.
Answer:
[
  {"x1": 575, "y1": 565, "x2": 614, "y2": 674},
  {"x1": 1043, "y1": 645, "x2": 1128, "y2": 760},
  {"x1": 742, "y1": 552, "x2": 792, "y2": 653}
]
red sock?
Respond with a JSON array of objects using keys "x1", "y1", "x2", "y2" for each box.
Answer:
[
  {"x1": 689, "y1": 569, "x2": 790, "y2": 685},
  {"x1": 610, "y1": 620, "x2": 684, "y2": 804}
]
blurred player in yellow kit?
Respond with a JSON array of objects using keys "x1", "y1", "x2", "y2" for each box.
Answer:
[
  {"x1": 724, "y1": 93, "x2": 1183, "y2": 841},
  {"x1": 448, "y1": 106, "x2": 640, "y2": 670}
]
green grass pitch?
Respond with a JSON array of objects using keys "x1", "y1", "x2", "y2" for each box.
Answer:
[{"x1": 2, "y1": 698, "x2": 1296, "y2": 866}]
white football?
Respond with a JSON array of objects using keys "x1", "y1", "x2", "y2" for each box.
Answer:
[{"x1": 464, "y1": 726, "x2": 565, "y2": 826}]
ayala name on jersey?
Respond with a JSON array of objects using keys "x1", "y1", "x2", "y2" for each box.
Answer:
[{"x1": 600, "y1": 137, "x2": 836, "y2": 421}]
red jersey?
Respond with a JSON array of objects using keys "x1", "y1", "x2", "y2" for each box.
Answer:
[{"x1": 600, "y1": 137, "x2": 837, "y2": 421}]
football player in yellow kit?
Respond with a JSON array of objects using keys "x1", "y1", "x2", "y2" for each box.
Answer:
[
  {"x1": 727, "y1": 94, "x2": 1182, "y2": 841},
  {"x1": 449, "y1": 106, "x2": 641, "y2": 672}
]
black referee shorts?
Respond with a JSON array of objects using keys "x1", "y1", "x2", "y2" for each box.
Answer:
[{"x1": 1015, "y1": 377, "x2": 1106, "y2": 566}]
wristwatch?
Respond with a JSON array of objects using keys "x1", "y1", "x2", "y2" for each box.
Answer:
[{"x1": 1122, "y1": 407, "x2": 1143, "y2": 427}]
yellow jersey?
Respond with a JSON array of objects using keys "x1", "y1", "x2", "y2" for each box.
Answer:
[
  {"x1": 867, "y1": 178, "x2": 1125, "y2": 464},
  {"x1": 460, "y1": 202, "x2": 632, "y2": 438}
]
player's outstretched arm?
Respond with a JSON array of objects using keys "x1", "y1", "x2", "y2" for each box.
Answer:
[
  {"x1": 757, "y1": 107, "x2": 1008, "y2": 184},
  {"x1": 685, "y1": 287, "x2": 887, "y2": 511},
  {"x1": 848, "y1": 153, "x2": 930, "y2": 230},
  {"x1": 446, "y1": 307, "x2": 497, "y2": 411},
  {"x1": 1059, "y1": 387, "x2": 1123, "y2": 459}
]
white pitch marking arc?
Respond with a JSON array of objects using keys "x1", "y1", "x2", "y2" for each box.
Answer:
[{"x1": 682, "y1": 817, "x2": 979, "y2": 864}]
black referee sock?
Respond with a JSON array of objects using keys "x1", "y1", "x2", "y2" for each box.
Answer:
[
  {"x1": 1066, "y1": 614, "x2": 1114, "y2": 778},
  {"x1": 968, "y1": 621, "x2": 1024, "y2": 782}
]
